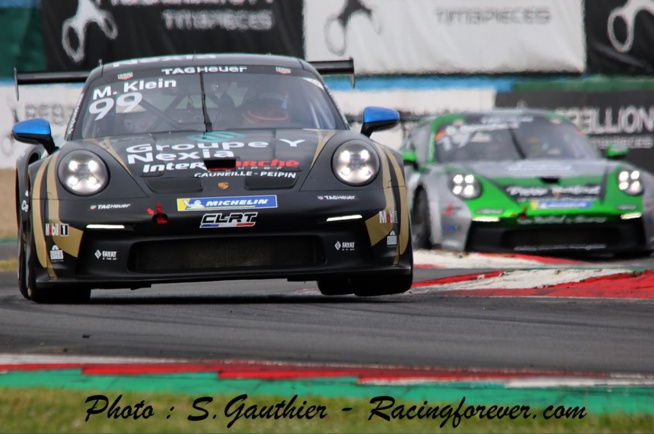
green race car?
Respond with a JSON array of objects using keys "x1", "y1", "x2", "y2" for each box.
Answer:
[{"x1": 401, "y1": 109, "x2": 654, "y2": 256}]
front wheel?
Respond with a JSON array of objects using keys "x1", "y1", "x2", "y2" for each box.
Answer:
[{"x1": 18, "y1": 219, "x2": 90, "y2": 304}]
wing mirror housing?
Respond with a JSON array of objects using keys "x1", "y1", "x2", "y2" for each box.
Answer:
[
  {"x1": 12, "y1": 118, "x2": 57, "y2": 154},
  {"x1": 360, "y1": 106, "x2": 399, "y2": 137},
  {"x1": 606, "y1": 144, "x2": 628, "y2": 160}
]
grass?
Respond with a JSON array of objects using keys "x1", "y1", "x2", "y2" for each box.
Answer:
[{"x1": 0, "y1": 388, "x2": 652, "y2": 433}]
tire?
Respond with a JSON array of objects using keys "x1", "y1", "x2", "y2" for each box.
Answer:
[
  {"x1": 18, "y1": 217, "x2": 90, "y2": 304},
  {"x1": 317, "y1": 278, "x2": 353, "y2": 296},
  {"x1": 411, "y1": 189, "x2": 432, "y2": 249},
  {"x1": 353, "y1": 271, "x2": 413, "y2": 297},
  {"x1": 17, "y1": 219, "x2": 33, "y2": 301}
]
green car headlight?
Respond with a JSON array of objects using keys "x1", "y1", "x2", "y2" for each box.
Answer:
[
  {"x1": 58, "y1": 150, "x2": 109, "y2": 196},
  {"x1": 332, "y1": 141, "x2": 380, "y2": 186},
  {"x1": 617, "y1": 169, "x2": 643, "y2": 195},
  {"x1": 450, "y1": 173, "x2": 482, "y2": 199}
]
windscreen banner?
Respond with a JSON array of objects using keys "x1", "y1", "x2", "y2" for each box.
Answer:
[
  {"x1": 585, "y1": 0, "x2": 654, "y2": 74},
  {"x1": 495, "y1": 90, "x2": 654, "y2": 173},
  {"x1": 40, "y1": 0, "x2": 303, "y2": 72},
  {"x1": 304, "y1": 0, "x2": 585, "y2": 75}
]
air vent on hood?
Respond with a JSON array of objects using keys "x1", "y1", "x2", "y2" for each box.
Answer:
[
  {"x1": 145, "y1": 178, "x2": 203, "y2": 193},
  {"x1": 205, "y1": 157, "x2": 237, "y2": 170}
]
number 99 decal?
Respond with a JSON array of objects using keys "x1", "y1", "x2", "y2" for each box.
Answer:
[{"x1": 88, "y1": 92, "x2": 143, "y2": 120}]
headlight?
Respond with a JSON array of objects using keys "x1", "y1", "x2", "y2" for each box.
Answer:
[
  {"x1": 449, "y1": 173, "x2": 482, "y2": 199},
  {"x1": 332, "y1": 141, "x2": 380, "y2": 186},
  {"x1": 617, "y1": 169, "x2": 643, "y2": 195},
  {"x1": 58, "y1": 150, "x2": 109, "y2": 196}
]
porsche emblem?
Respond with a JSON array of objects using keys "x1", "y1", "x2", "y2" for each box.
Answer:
[{"x1": 218, "y1": 182, "x2": 229, "y2": 190}]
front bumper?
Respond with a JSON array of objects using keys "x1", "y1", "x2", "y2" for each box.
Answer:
[
  {"x1": 33, "y1": 191, "x2": 412, "y2": 289},
  {"x1": 465, "y1": 218, "x2": 647, "y2": 254}
]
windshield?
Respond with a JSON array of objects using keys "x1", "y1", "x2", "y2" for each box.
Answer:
[
  {"x1": 72, "y1": 66, "x2": 345, "y2": 139},
  {"x1": 435, "y1": 116, "x2": 600, "y2": 163}
]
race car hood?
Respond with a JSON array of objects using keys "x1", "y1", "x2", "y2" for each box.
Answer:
[
  {"x1": 457, "y1": 159, "x2": 616, "y2": 180},
  {"x1": 82, "y1": 129, "x2": 338, "y2": 194},
  {"x1": 454, "y1": 159, "x2": 625, "y2": 203}
]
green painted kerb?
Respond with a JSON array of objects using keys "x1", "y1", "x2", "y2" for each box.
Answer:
[{"x1": 0, "y1": 370, "x2": 652, "y2": 415}]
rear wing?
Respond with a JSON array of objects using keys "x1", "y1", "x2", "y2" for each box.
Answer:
[
  {"x1": 309, "y1": 58, "x2": 355, "y2": 88},
  {"x1": 14, "y1": 68, "x2": 88, "y2": 100}
]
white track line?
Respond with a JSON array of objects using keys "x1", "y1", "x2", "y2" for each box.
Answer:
[{"x1": 411, "y1": 268, "x2": 631, "y2": 293}]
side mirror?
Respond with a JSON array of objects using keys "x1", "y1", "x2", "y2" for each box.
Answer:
[
  {"x1": 606, "y1": 144, "x2": 628, "y2": 160},
  {"x1": 360, "y1": 106, "x2": 399, "y2": 137},
  {"x1": 402, "y1": 150, "x2": 418, "y2": 170},
  {"x1": 12, "y1": 118, "x2": 57, "y2": 154}
]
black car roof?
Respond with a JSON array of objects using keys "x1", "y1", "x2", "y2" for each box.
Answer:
[{"x1": 88, "y1": 53, "x2": 314, "y2": 81}]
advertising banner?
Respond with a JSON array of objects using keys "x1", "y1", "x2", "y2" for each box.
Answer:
[
  {"x1": 496, "y1": 90, "x2": 654, "y2": 173},
  {"x1": 40, "y1": 0, "x2": 303, "y2": 72},
  {"x1": 585, "y1": 0, "x2": 654, "y2": 74},
  {"x1": 304, "y1": 0, "x2": 585, "y2": 75},
  {"x1": 0, "y1": 85, "x2": 82, "y2": 168},
  {"x1": 0, "y1": 0, "x2": 45, "y2": 78}
]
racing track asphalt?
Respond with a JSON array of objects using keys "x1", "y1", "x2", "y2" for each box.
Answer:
[{"x1": 0, "y1": 266, "x2": 653, "y2": 375}]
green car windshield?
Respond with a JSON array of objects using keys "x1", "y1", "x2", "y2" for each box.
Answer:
[{"x1": 435, "y1": 117, "x2": 600, "y2": 163}]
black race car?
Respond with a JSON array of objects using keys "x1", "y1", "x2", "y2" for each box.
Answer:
[{"x1": 13, "y1": 53, "x2": 413, "y2": 303}]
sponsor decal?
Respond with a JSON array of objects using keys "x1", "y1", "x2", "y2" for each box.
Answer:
[
  {"x1": 126, "y1": 141, "x2": 305, "y2": 167},
  {"x1": 124, "y1": 139, "x2": 305, "y2": 173},
  {"x1": 21, "y1": 200, "x2": 28, "y2": 212},
  {"x1": 45, "y1": 223, "x2": 69, "y2": 237},
  {"x1": 317, "y1": 195, "x2": 356, "y2": 201},
  {"x1": 218, "y1": 182, "x2": 229, "y2": 190},
  {"x1": 187, "y1": 131, "x2": 244, "y2": 142},
  {"x1": 50, "y1": 245, "x2": 64, "y2": 263},
  {"x1": 117, "y1": 72, "x2": 133, "y2": 80},
  {"x1": 617, "y1": 204, "x2": 637, "y2": 210},
  {"x1": 531, "y1": 200, "x2": 593, "y2": 210},
  {"x1": 508, "y1": 162, "x2": 573, "y2": 173},
  {"x1": 195, "y1": 170, "x2": 298, "y2": 178},
  {"x1": 177, "y1": 195, "x2": 277, "y2": 212},
  {"x1": 506, "y1": 185, "x2": 600, "y2": 199},
  {"x1": 476, "y1": 208, "x2": 503, "y2": 214},
  {"x1": 379, "y1": 209, "x2": 398, "y2": 224},
  {"x1": 275, "y1": 67, "x2": 292, "y2": 74},
  {"x1": 334, "y1": 241, "x2": 355, "y2": 252},
  {"x1": 441, "y1": 223, "x2": 460, "y2": 232},
  {"x1": 387, "y1": 230, "x2": 397, "y2": 247},
  {"x1": 517, "y1": 215, "x2": 607, "y2": 225},
  {"x1": 200, "y1": 212, "x2": 257, "y2": 228},
  {"x1": 515, "y1": 244, "x2": 607, "y2": 252},
  {"x1": 161, "y1": 66, "x2": 247, "y2": 75},
  {"x1": 89, "y1": 204, "x2": 131, "y2": 210},
  {"x1": 95, "y1": 250, "x2": 117, "y2": 261}
]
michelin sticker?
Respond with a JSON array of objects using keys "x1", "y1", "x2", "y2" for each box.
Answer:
[{"x1": 178, "y1": 195, "x2": 277, "y2": 211}]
